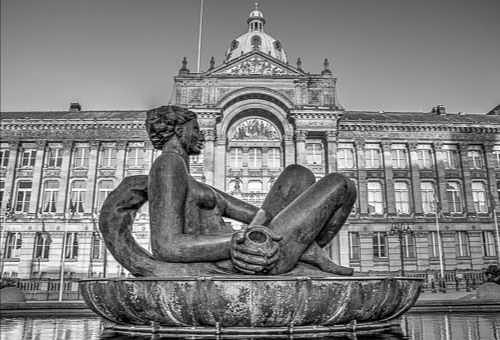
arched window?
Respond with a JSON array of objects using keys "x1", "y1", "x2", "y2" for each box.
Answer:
[
  {"x1": 64, "y1": 232, "x2": 79, "y2": 260},
  {"x1": 91, "y1": 232, "x2": 104, "y2": 260},
  {"x1": 367, "y1": 181, "x2": 384, "y2": 215},
  {"x1": 70, "y1": 180, "x2": 86, "y2": 213},
  {"x1": 394, "y1": 181, "x2": 410, "y2": 214},
  {"x1": 229, "y1": 148, "x2": 242, "y2": 168},
  {"x1": 446, "y1": 181, "x2": 463, "y2": 213},
  {"x1": 471, "y1": 181, "x2": 488, "y2": 213},
  {"x1": 4, "y1": 232, "x2": 22, "y2": 259},
  {"x1": 34, "y1": 232, "x2": 51, "y2": 259},
  {"x1": 420, "y1": 181, "x2": 436, "y2": 214},
  {"x1": 42, "y1": 180, "x2": 59, "y2": 213},
  {"x1": 248, "y1": 148, "x2": 262, "y2": 168},
  {"x1": 96, "y1": 180, "x2": 114, "y2": 212},
  {"x1": 267, "y1": 148, "x2": 281, "y2": 169}
]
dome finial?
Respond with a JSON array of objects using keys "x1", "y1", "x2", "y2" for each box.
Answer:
[
  {"x1": 322, "y1": 58, "x2": 332, "y2": 75},
  {"x1": 254, "y1": 2, "x2": 259, "y2": 10},
  {"x1": 248, "y1": 2, "x2": 265, "y2": 32}
]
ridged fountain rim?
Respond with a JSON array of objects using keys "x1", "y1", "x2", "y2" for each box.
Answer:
[{"x1": 80, "y1": 275, "x2": 424, "y2": 282}]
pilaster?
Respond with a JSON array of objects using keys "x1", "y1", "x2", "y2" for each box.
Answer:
[
  {"x1": 30, "y1": 140, "x2": 46, "y2": 214},
  {"x1": 459, "y1": 143, "x2": 476, "y2": 215},
  {"x1": 485, "y1": 143, "x2": 499, "y2": 210},
  {"x1": 85, "y1": 141, "x2": 99, "y2": 214},
  {"x1": 382, "y1": 142, "x2": 396, "y2": 215},
  {"x1": 434, "y1": 143, "x2": 449, "y2": 213},
  {"x1": 115, "y1": 141, "x2": 128, "y2": 183},
  {"x1": 326, "y1": 131, "x2": 337, "y2": 173},
  {"x1": 408, "y1": 143, "x2": 423, "y2": 215},
  {"x1": 202, "y1": 129, "x2": 216, "y2": 186},
  {"x1": 56, "y1": 141, "x2": 73, "y2": 214},
  {"x1": 2, "y1": 141, "x2": 19, "y2": 210},
  {"x1": 355, "y1": 140, "x2": 367, "y2": 215},
  {"x1": 295, "y1": 130, "x2": 307, "y2": 166},
  {"x1": 213, "y1": 134, "x2": 226, "y2": 190},
  {"x1": 284, "y1": 135, "x2": 295, "y2": 167}
]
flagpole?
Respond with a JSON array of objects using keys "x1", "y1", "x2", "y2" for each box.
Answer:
[{"x1": 196, "y1": 0, "x2": 204, "y2": 73}]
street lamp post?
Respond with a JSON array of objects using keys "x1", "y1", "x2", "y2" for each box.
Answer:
[{"x1": 390, "y1": 220, "x2": 415, "y2": 277}]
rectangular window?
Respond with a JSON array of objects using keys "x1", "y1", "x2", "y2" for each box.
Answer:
[
  {"x1": 402, "y1": 234, "x2": 416, "y2": 258},
  {"x1": 3, "y1": 232, "x2": 22, "y2": 258},
  {"x1": 42, "y1": 180, "x2": 59, "y2": 213},
  {"x1": 337, "y1": 144, "x2": 355, "y2": 169},
  {"x1": 15, "y1": 181, "x2": 32, "y2": 212},
  {"x1": 429, "y1": 231, "x2": 441, "y2": 258},
  {"x1": 442, "y1": 145, "x2": 460, "y2": 169},
  {"x1": 420, "y1": 181, "x2": 436, "y2": 214},
  {"x1": 391, "y1": 145, "x2": 408, "y2": 169},
  {"x1": 229, "y1": 148, "x2": 242, "y2": 168},
  {"x1": 482, "y1": 231, "x2": 496, "y2": 257},
  {"x1": 70, "y1": 181, "x2": 86, "y2": 213},
  {"x1": 99, "y1": 145, "x2": 117, "y2": 168},
  {"x1": 306, "y1": 143, "x2": 323, "y2": 165},
  {"x1": 64, "y1": 232, "x2": 79, "y2": 260},
  {"x1": 267, "y1": 148, "x2": 281, "y2": 169},
  {"x1": 72, "y1": 145, "x2": 89, "y2": 168},
  {"x1": 46, "y1": 146, "x2": 63, "y2": 168},
  {"x1": 471, "y1": 181, "x2": 488, "y2": 213},
  {"x1": 367, "y1": 181, "x2": 384, "y2": 215},
  {"x1": 0, "y1": 149, "x2": 10, "y2": 168},
  {"x1": 446, "y1": 181, "x2": 463, "y2": 213},
  {"x1": 373, "y1": 232, "x2": 387, "y2": 258},
  {"x1": 248, "y1": 148, "x2": 262, "y2": 168},
  {"x1": 34, "y1": 232, "x2": 51, "y2": 259},
  {"x1": 468, "y1": 149, "x2": 484, "y2": 169},
  {"x1": 365, "y1": 144, "x2": 382, "y2": 169},
  {"x1": 20, "y1": 149, "x2": 36, "y2": 167},
  {"x1": 247, "y1": 180, "x2": 263, "y2": 193},
  {"x1": 348, "y1": 232, "x2": 360, "y2": 261},
  {"x1": 417, "y1": 146, "x2": 433, "y2": 169},
  {"x1": 456, "y1": 231, "x2": 470, "y2": 257},
  {"x1": 394, "y1": 181, "x2": 410, "y2": 214},
  {"x1": 126, "y1": 143, "x2": 145, "y2": 168}
]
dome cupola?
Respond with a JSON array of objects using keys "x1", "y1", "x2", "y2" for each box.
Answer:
[{"x1": 225, "y1": 3, "x2": 287, "y2": 63}]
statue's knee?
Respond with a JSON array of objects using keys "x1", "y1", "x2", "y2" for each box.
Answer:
[{"x1": 282, "y1": 164, "x2": 315, "y2": 185}]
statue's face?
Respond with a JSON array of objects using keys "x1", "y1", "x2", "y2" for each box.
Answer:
[{"x1": 180, "y1": 119, "x2": 204, "y2": 155}]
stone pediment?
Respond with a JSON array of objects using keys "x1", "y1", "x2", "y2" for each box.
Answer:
[{"x1": 210, "y1": 52, "x2": 303, "y2": 77}]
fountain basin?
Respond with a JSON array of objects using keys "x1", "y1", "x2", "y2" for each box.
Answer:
[{"x1": 80, "y1": 276, "x2": 422, "y2": 333}]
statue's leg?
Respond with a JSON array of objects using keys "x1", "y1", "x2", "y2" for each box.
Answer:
[{"x1": 266, "y1": 172, "x2": 356, "y2": 275}]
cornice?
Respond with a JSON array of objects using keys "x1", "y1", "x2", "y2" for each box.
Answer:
[
  {"x1": 1, "y1": 119, "x2": 146, "y2": 131},
  {"x1": 339, "y1": 122, "x2": 500, "y2": 133}
]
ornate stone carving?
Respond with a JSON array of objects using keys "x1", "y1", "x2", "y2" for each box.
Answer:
[
  {"x1": 231, "y1": 118, "x2": 280, "y2": 140},
  {"x1": 218, "y1": 56, "x2": 289, "y2": 76}
]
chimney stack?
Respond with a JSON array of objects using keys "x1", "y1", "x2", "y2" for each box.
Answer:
[
  {"x1": 432, "y1": 104, "x2": 446, "y2": 115},
  {"x1": 69, "y1": 102, "x2": 82, "y2": 112}
]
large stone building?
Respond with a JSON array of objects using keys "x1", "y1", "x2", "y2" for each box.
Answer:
[{"x1": 1, "y1": 5, "x2": 499, "y2": 280}]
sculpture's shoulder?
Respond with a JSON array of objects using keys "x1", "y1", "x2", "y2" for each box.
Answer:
[{"x1": 152, "y1": 151, "x2": 188, "y2": 174}]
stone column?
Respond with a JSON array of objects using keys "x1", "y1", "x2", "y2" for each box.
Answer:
[
  {"x1": 382, "y1": 142, "x2": 396, "y2": 215},
  {"x1": 115, "y1": 141, "x2": 128, "y2": 182},
  {"x1": 295, "y1": 130, "x2": 307, "y2": 166},
  {"x1": 434, "y1": 143, "x2": 449, "y2": 213},
  {"x1": 85, "y1": 141, "x2": 99, "y2": 215},
  {"x1": 408, "y1": 143, "x2": 423, "y2": 215},
  {"x1": 2, "y1": 141, "x2": 19, "y2": 209},
  {"x1": 326, "y1": 131, "x2": 337, "y2": 173},
  {"x1": 468, "y1": 230, "x2": 483, "y2": 270},
  {"x1": 30, "y1": 140, "x2": 47, "y2": 214},
  {"x1": 459, "y1": 143, "x2": 476, "y2": 215},
  {"x1": 284, "y1": 135, "x2": 295, "y2": 167},
  {"x1": 202, "y1": 129, "x2": 216, "y2": 186},
  {"x1": 213, "y1": 134, "x2": 226, "y2": 190},
  {"x1": 484, "y1": 143, "x2": 499, "y2": 210},
  {"x1": 56, "y1": 140, "x2": 73, "y2": 214},
  {"x1": 355, "y1": 140, "x2": 368, "y2": 215},
  {"x1": 143, "y1": 142, "x2": 154, "y2": 174}
]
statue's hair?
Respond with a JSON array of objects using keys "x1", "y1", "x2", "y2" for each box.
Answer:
[{"x1": 145, "y1": 105, "x2": 197, "y2": 150}]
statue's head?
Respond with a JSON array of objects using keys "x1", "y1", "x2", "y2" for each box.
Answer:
[{"x1": 146, "y1": 105, "x2": 204, "y2": 155}]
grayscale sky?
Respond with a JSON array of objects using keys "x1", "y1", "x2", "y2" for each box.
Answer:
[{"x1": 1, "y1": 0, "x2": 499, "y2": 113}]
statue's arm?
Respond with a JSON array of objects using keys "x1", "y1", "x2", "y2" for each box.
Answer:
[
  {"x1": 149, "y1": 154, "x2": 233, "y2": 263},
  {"x1": 210, "y1": 187, "x2": 259, "y2": 224}
]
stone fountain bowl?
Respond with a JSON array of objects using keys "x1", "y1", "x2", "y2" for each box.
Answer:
[{"x1": 80, "y1": 276, "x2": 422, "y2": 333}]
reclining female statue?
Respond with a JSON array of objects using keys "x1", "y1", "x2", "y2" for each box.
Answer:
[{"x1": 99, "y1": 105, "x2": 357, "y2": 277}]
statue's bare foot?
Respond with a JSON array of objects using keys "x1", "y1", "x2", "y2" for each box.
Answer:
[
  {"x1": 300, "y1": 243, "x2": 354, "y2": 276},
  {"x1": 315, "y1": 258, "x2": 354, "y2": 276}
]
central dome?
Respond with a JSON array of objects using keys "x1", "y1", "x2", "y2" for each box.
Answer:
[{"x1": 225, "y1": 4, "x2": 288, "y2": 63}]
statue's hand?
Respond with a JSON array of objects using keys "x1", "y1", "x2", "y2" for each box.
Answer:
[{"x1": 230, "y1": 226, "x2": 282, "y2": 275}]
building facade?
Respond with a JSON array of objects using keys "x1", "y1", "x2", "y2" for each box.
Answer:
[{"x1": 1, "y1": 5, "x2": 500, "y2": 279}]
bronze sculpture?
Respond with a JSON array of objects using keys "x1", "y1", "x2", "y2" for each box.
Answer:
[
  {"x1": 82, "y1": 105, "x2": 423, "y2": 334},
  {"x1": 99, "y1": 105, "x2": 356, "y2": 277}
]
